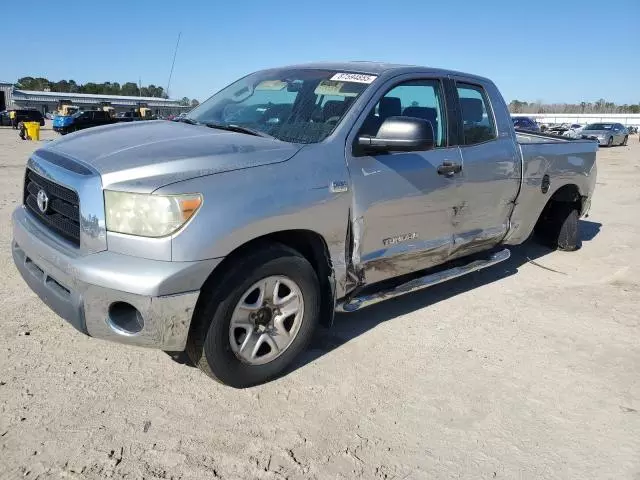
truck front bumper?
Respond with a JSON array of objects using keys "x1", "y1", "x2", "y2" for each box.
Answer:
[{"x1": 12, "y1": 207, "x2": 221, "y2": 350}]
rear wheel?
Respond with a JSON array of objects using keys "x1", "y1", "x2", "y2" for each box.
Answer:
[
  {"x1": 535, "y1": 203, "x2": 580, "y2": 251},
  {"x1": 607, "y1": 136, "x2": 613, "y2": 147},
  {"x1": 622, "y1": 136, "x2": 628, "y2": 146},
  {"x1": 186, "y1": 244, "x2": 321, "y2": 388}
]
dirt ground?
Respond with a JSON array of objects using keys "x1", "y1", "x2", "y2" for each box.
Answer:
[{"x1": 0, "y1": 124, "x2": 638, "y2": 480}]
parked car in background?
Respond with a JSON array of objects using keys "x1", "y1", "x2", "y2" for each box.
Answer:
[
  {"x1": 11, "y1": 62, "x2": 598, "y2": 387},
  {"x1": 547, "y1": 124, "x2": 575, "y2": 136},
  {"x1": 563, "y1": 124, "x2": 584, "y2": 138},
  {"x1": 115, "y1": 111, "x2": 148, "y2": 122},
  {"x1": 53, "y1": 110, "x2": 116, "y2": 135},
  {"x1": 0, "y1": 109, "x2": 45, "y2": 126},
  {"x1": 580, "y1": 122, "x2": 628, "y2": 146},
  {"x1": 512, "y1": 116, "x2": 540, "y2": 131},
  {"x1": 116, "y1": 111, "x2": 136, "y2": 122}
]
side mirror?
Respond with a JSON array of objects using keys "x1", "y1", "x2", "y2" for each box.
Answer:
[{"x1": 357, "y1": 116, "x2": 435, "y2": 153}]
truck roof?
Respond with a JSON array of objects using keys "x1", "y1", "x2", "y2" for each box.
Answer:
[{"x1": 279, "y1": 61, "x2": 492, "y2": 84}]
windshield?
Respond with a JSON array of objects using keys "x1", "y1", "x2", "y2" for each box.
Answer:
[
  {"x1": 186, "y1": 68, "x2": 376, "y2": 144},
  {"x1": 585, "y1": 123, "x2": 612, "y2": 130}
]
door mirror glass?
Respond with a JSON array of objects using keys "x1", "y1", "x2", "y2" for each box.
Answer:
[{"x1": 358, "y1": 116, "x2": 435, "y2": 153}]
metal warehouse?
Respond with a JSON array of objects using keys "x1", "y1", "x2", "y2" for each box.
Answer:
[
  {"x1": 3, "y1": 85, "x2": 189, "y2": 116},
  {"x1": 0, "y1": 81, "x2": 13, "y2": 111}
]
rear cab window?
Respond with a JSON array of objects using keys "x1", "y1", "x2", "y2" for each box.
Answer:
[{"x1": 456, "y1": 83, "x2": 497, "y2": 145}]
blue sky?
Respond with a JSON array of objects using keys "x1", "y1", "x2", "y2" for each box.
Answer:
[{"x1": 3, "y1": 0, "x2": 639, "y2": 104}]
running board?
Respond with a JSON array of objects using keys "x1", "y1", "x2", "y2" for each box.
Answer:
[{"x1": 337, "y1": 248, "x2": 511, "y2": 313}]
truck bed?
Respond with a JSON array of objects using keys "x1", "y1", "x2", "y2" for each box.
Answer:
[{"x1": 501, "y1": 130, "x2": 599, "y2": 246}]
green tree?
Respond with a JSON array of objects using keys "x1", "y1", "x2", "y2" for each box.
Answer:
[
  {"x1": 180, "y1": 96, "x2": 190, "y2": 106},
  {"x1": 508, "y1": 100, "x2": 528, "y2": 113},
  {"x1": 82, "y1": 82, "x2": 101, "y2": 94},
  {"x1": 16, "y1": 76, "x2": 35, "y2": 89},
  {"x1": 15, "y1": 75, "x2": 174, "y2": 98},
  {"x1": 190, "y1": 99, "x2": 200, "y2": 107},
  {"x1": 121, "y1": 82, "x2": 140, "y2": 96}
]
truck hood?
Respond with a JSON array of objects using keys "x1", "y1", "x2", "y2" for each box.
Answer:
[{"x1": 44, "y1": 120, "x2": 302, "y2": 192}]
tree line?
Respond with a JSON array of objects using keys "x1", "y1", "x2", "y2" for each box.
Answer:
[
  {"x1": 15, "y1": 77, "x2": 200, "y2": 106},
  {"x1": 509, "y1": 99, "x2": 640, "y2": 114}
]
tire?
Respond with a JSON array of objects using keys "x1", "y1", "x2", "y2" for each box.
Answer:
[
  {"x1": 535, "y1": 203, "x2": 580, "y2": 251},
  {"x1": 622, "y1": 136, "x2": 628, "y2": 146},
  {"x1": 607, "y1": 136, "x2": 613, "y2": 147},
  {"x1": 186, "y1": 244, "x2": 321, "y2": 388}
]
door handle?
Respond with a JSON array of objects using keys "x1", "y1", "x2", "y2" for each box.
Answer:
[{"x1": 437, "y1": 161, "x2": 462, "y2": 176}]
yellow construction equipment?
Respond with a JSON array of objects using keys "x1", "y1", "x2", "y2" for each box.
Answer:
[
  {"x1": 56, "y1": 100, "x2": 79, "y2": 116},
  {"x1": 137, "y1": 102, "x2": 153, "y2": 119},
  {"x1": 98, "y1": 102, "x2": 116, "y2": 117}
]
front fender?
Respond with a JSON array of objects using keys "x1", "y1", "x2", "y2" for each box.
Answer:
[{"x1": 154, "y1": 144, "x2": 352, "y2": 293}]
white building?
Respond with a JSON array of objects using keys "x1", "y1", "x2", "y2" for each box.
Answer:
[{"x1": 3, "y1": 85, "x2": 190, "y2": 116}]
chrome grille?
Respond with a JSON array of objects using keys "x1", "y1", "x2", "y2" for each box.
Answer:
[{"x1": 23, "y1": 169, "x2": 80, "y2": 246}]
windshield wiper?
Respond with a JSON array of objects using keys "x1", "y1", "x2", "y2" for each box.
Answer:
[{"x1": 204, "y1": 122, "x2": 273, "y2": 138}]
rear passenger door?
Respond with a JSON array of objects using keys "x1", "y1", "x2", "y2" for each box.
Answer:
[
  {"x1": 346, "y1": 76, "x2": 463, "y2": 285},
  {"x1": 448, "y1": 78, "x2": 521, "y2": 259}
]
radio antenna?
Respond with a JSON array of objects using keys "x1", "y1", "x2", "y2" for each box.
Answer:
[{"x1": 166, "y1": 32, "x2": 181, "y2": 98}]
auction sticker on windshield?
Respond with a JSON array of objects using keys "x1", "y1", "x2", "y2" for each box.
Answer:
[
  {"x1": 255, "y1": 80, "x2": 287, "y2": 91},
  {"x1": 314, "y1": 81, "x2": 358, "y2": 97},
  {"x1": 330, "y1": 73, "x2": 377, "y2": 84}
]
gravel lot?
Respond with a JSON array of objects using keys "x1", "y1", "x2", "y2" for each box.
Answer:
[{"x1": 0, "y1": 124, "x2": 639, "y2": 480}]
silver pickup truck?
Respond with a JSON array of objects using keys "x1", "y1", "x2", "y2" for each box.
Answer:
[{"x1": 12, "y1": 62, "x2": 598, "y2": 388}]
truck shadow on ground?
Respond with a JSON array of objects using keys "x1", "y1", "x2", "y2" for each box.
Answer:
[{"x1": 166, "y1": 220, "x2": 602, "y2": 376}]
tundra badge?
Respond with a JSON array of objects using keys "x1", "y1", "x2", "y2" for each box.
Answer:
[
  {"x1": 383, "y1": 232, "x2": 418, "y2": 246},
  {"x1": 330, "y1": 181, "x2": 349, "y2": 193}
]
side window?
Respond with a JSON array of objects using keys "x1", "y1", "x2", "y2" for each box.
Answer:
[
  {"x1": 359, "y1": 79, "x2": 446, "y2": 148},
  {"x1": 456, "y1": 83, "x2": 497, "y2": 145}
]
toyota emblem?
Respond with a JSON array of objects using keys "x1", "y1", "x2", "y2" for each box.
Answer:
[{"x1": 36, "y1": 189, "x2": 49, "y2": 213}]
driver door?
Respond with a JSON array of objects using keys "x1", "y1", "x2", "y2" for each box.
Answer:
[{"x1": 345, "y1": 76, "x2": 462, "y2": 285}]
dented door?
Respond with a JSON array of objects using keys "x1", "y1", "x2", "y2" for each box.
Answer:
[
  {"x1": 345, "y1": 77, "x2": 461, "y2": 286},
  {"x1": 449, "y1": 80, "x2": 521, "y2": 259}
]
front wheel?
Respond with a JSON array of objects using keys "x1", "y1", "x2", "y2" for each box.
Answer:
[{"x1": 186, "y1": 244, "x2": 321, "y2": 388}]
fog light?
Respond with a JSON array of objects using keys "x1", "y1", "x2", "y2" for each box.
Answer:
[{"x1": 108, "y1": 302, "x2": 144, "y2": 335}]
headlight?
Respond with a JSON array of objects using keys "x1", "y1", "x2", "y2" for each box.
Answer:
[{"x1": 105, "y1": 191, "x2": 202, "y2": 237}]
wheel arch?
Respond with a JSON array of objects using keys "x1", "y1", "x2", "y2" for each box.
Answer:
[
  {"x1": 534, "y1": 183, "x2": 583, "y2": 231},
  {"x1": 194, "y1": 229, "x2": 336, "y2": 331}
]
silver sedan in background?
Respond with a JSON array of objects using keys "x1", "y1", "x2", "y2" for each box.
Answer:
[{"x1": 581, "y1": 122, "x2": 628, "y2": 146}]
